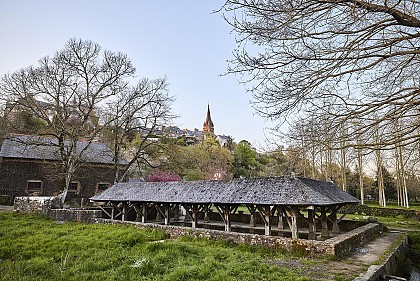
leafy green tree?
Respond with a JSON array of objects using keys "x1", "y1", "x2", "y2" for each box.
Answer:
[
  {"x1": 155, "y1": 141, "x2": 234, "y2": 181},
  {"x1": 259, "y1": 149, "x2": 288, "y2": 177},
  {"x1": 233, "y1": 140, "x2": 259, "y2": 178}
]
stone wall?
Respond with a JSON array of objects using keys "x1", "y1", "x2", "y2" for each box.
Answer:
[
  {"x1": 93, "y1": 218, "x2": 383, "y2": 257},
  {"x1": 14, "y1": 196, "x2": 101, "y2": 223},
  {"x1": 45, "y1": 208, "x2": 102, "y2": 223},
  {"x1": 354, "y1": 236, "x2": 409, "y2": 281},
  {"x1": 14, "y1": 196, "x2": 61, "y2": 214},
  {"x1": 330, "y1": 223, "x2": 384, "y2": 257}
]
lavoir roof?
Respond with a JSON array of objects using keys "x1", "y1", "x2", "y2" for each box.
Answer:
[{"x1": 90, "y1": 176, "x2": 359, "y2": 206}]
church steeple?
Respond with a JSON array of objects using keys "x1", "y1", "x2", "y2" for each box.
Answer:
[{"x1": 203, "y1": 104, "x2": 214, "y2": 134}]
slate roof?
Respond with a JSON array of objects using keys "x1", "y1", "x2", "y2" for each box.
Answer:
[
  {"x1": 0, "y1": 135, "x2": 128, "y2": 165},
  {"x1": 90, "y1": 176, "x2": 359, "y2": 206}
]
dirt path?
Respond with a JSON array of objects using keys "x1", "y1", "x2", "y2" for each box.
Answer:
[{"x1": 271, "y1": 231, "x2": 404, "y2": 281}]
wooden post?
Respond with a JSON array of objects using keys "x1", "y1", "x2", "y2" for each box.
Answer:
[
  {"x1": 264, "y1": 206, "x2": 271, "y2": 236},
  {"x1": 330, "y1": 207, "x2": 340, "y2": 234},
  {"x1": 132, "y1": 203, "x2": 141, "y2": 222},
  {"x1": 191, "y1": 204, "x2": 198, "y2": 230},
  {"x1": 307, "y1": 208, "x2": 317, "y2": 240},
  {"x1": 121, "y1": 202, "x2": 127, "y2": 222},
  {"x1": 214, "y1": 205, "x2": 232, "y2": 232},
  {"x1": 278, "y1": 207, "x2": 284, "y2": 229},
  {"x1": 277, "y1": 206, "x2": 284, "y2": 237},
  {"x1": 224, "y1": 206, "x2": 231, "y2": 232},
  {"x1": 155, "y1": 204, "x2": 161, "y2": 221},
  {"x1": 164, "y1": 204, "x2": 170, "y2": 225},
  {"x1": 320, "y1": 207, "x2": 330, "y2": 239},
  {"x1": 256, "y1": 205, "x2": 271, "y2": 236},
  {"x1": 141, "y1": 203, "x2": 147, "y2": 223},
  {"x1": 290, "y1": 206, "x2": 299, "y2": 239},
  {"x1": 111, "y1": 204, "x2": 115, "y2": 221},
  {"x1": 173, "y1": 204, "x2": 179, "y2": 220},
  {"x1": 204, "y1": 205, "x2": 209, "y2": 223},
  {"x1": 246, "y1": 204, "x2": 256, "y2": 227}
]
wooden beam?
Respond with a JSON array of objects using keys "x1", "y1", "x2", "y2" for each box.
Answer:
[
  {"x1": 181, "y1": 204, "x2": 193, "y2": 222},
  {"x1": 131, "y1": 203, "x2": 142, "y2": 222},
  {"x1": 141, "y1": 202, "x2": 147, "y2": 223},
  {"x1": 111, "y1": 202, "x2": 123, "y2": 220},
  {"x1": 191, "y1": 204, "x2": 198, "y2": 230},
  {"x1": 173, "y1": 204, "x2": 180, "y2": 220},
  {"x1": 203, "y1": 204, "x2": 209, "y2": 223},
  {"x1": 94, "y1": 202, "x2": 111, "y2": 219},
  {"x1": 329, "y1": 206, "x2": 340, "y2": 234},
  {"x1": 246, "y1": 204, "x2": 256, "y2": 227},
  {"x1": 289, "y1": 206, "x2": 299, "y2": 239},
  {"x1": 256, "y1": 205, "x2": 272, "y2": 236},
  {"x1": 121, "y1": 202, "x2": 127, "y2": 222},
  {"x1": 164, "y1": 204, "x2": 171, "y2": 225},
  {"x1": 281, "y1": 206, "x2": 293, "y2": 230},
  {"x1": 214, "y1": 204, "x2": 232, "y2": 232},
  {"x1": 320, "y1": 207, "x2": 330, "y2": 239},
  {"x1": 307, "y1": 209, "x2": 317, "y2": 240}
]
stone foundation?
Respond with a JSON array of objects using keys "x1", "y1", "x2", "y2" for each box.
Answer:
[
  {"x1": 14, "y1": 196, "x2": 101, "y2": 223},
  {"x1": 93, "y1": 218, "x2": 383, "y2": 256}
]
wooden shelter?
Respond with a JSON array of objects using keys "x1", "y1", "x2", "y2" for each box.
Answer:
[{"x1": 90, "y1": 176, "x2": 359, "y2": 240}]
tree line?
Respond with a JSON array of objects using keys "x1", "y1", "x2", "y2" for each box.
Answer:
[{"x1": 220, "y1": 0, "x2": 420, "y2": 207}]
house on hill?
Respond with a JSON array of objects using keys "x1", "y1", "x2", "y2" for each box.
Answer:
[{"x1": 0, "y1": 135, "x2": 126, "y2": 205}]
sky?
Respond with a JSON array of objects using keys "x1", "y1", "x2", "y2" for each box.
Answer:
[{"x1": 0, "y1": 1, "x2": 278, "y2": 147}]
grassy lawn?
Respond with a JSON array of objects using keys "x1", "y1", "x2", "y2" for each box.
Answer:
[
  {"x1": 364, "y1": 201, "x2": 420, "y2": 211},
  {"x1": 0, "y1": 212, "x2": 317, "y2": 281}
]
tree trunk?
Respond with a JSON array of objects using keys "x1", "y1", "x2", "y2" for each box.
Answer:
[{"x1": 357, "y1": 147, "x2": 364, "y2": 205}]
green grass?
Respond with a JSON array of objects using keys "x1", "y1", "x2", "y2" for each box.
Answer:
[
  {"x1": 343, "y1": 213, "x2": 420, "y2": 231},
  {"x1": 364, "y1": 201, "x2": 420, "y2": 211},
  {"x1": 0, "y1": 212, "x2": 311, "y2": 281}
]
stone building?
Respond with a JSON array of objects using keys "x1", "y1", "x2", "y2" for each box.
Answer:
[{"x1": 0, "y1": 135, "x2": 126, "y2": 205}]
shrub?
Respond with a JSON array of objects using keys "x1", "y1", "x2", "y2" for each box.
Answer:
[{"x1": 146, "y1": 170, "x2": 181, "y2": 182}]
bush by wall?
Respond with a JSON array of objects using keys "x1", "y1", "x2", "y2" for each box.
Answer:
[{"x1": 341, "y1": 204, "x2": 420, "y2": 219}]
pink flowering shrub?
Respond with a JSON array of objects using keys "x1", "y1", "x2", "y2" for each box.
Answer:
[{"x1": 146, "y1": 171, "x2": 181, "y2": 182}]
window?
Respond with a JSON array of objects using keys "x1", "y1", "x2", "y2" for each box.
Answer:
[
  {"x1": 26, "y1": 180, "x2": 43, "y2": 195},
  {"x1": 96, "y1": 182, "x2": 110, "y2": 193},
  {"x1": 68, "y1": 182, "x2": 80, "y2": 193}
]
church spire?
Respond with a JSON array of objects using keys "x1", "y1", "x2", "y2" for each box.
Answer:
[{"x1": 203, "y1": 104, "x2": 214, "y2": 134}]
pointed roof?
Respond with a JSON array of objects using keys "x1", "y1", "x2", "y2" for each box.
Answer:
[{"x1": 203, "y1": 104, "x2": 214, "y2": 132}]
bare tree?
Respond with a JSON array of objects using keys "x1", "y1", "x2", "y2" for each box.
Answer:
[
  {"x1": 102, "y1": 77, "x2": 175, "y2": 183},
  {"x1": 0, "y1": 38, "x2": 135, "y2": 204},
  {"x1": 374, "y1": 125, "x2": 386, "y2": 207},
  {"x1": 222, "y1": 0, "x2": 420, "y2": 148}
]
